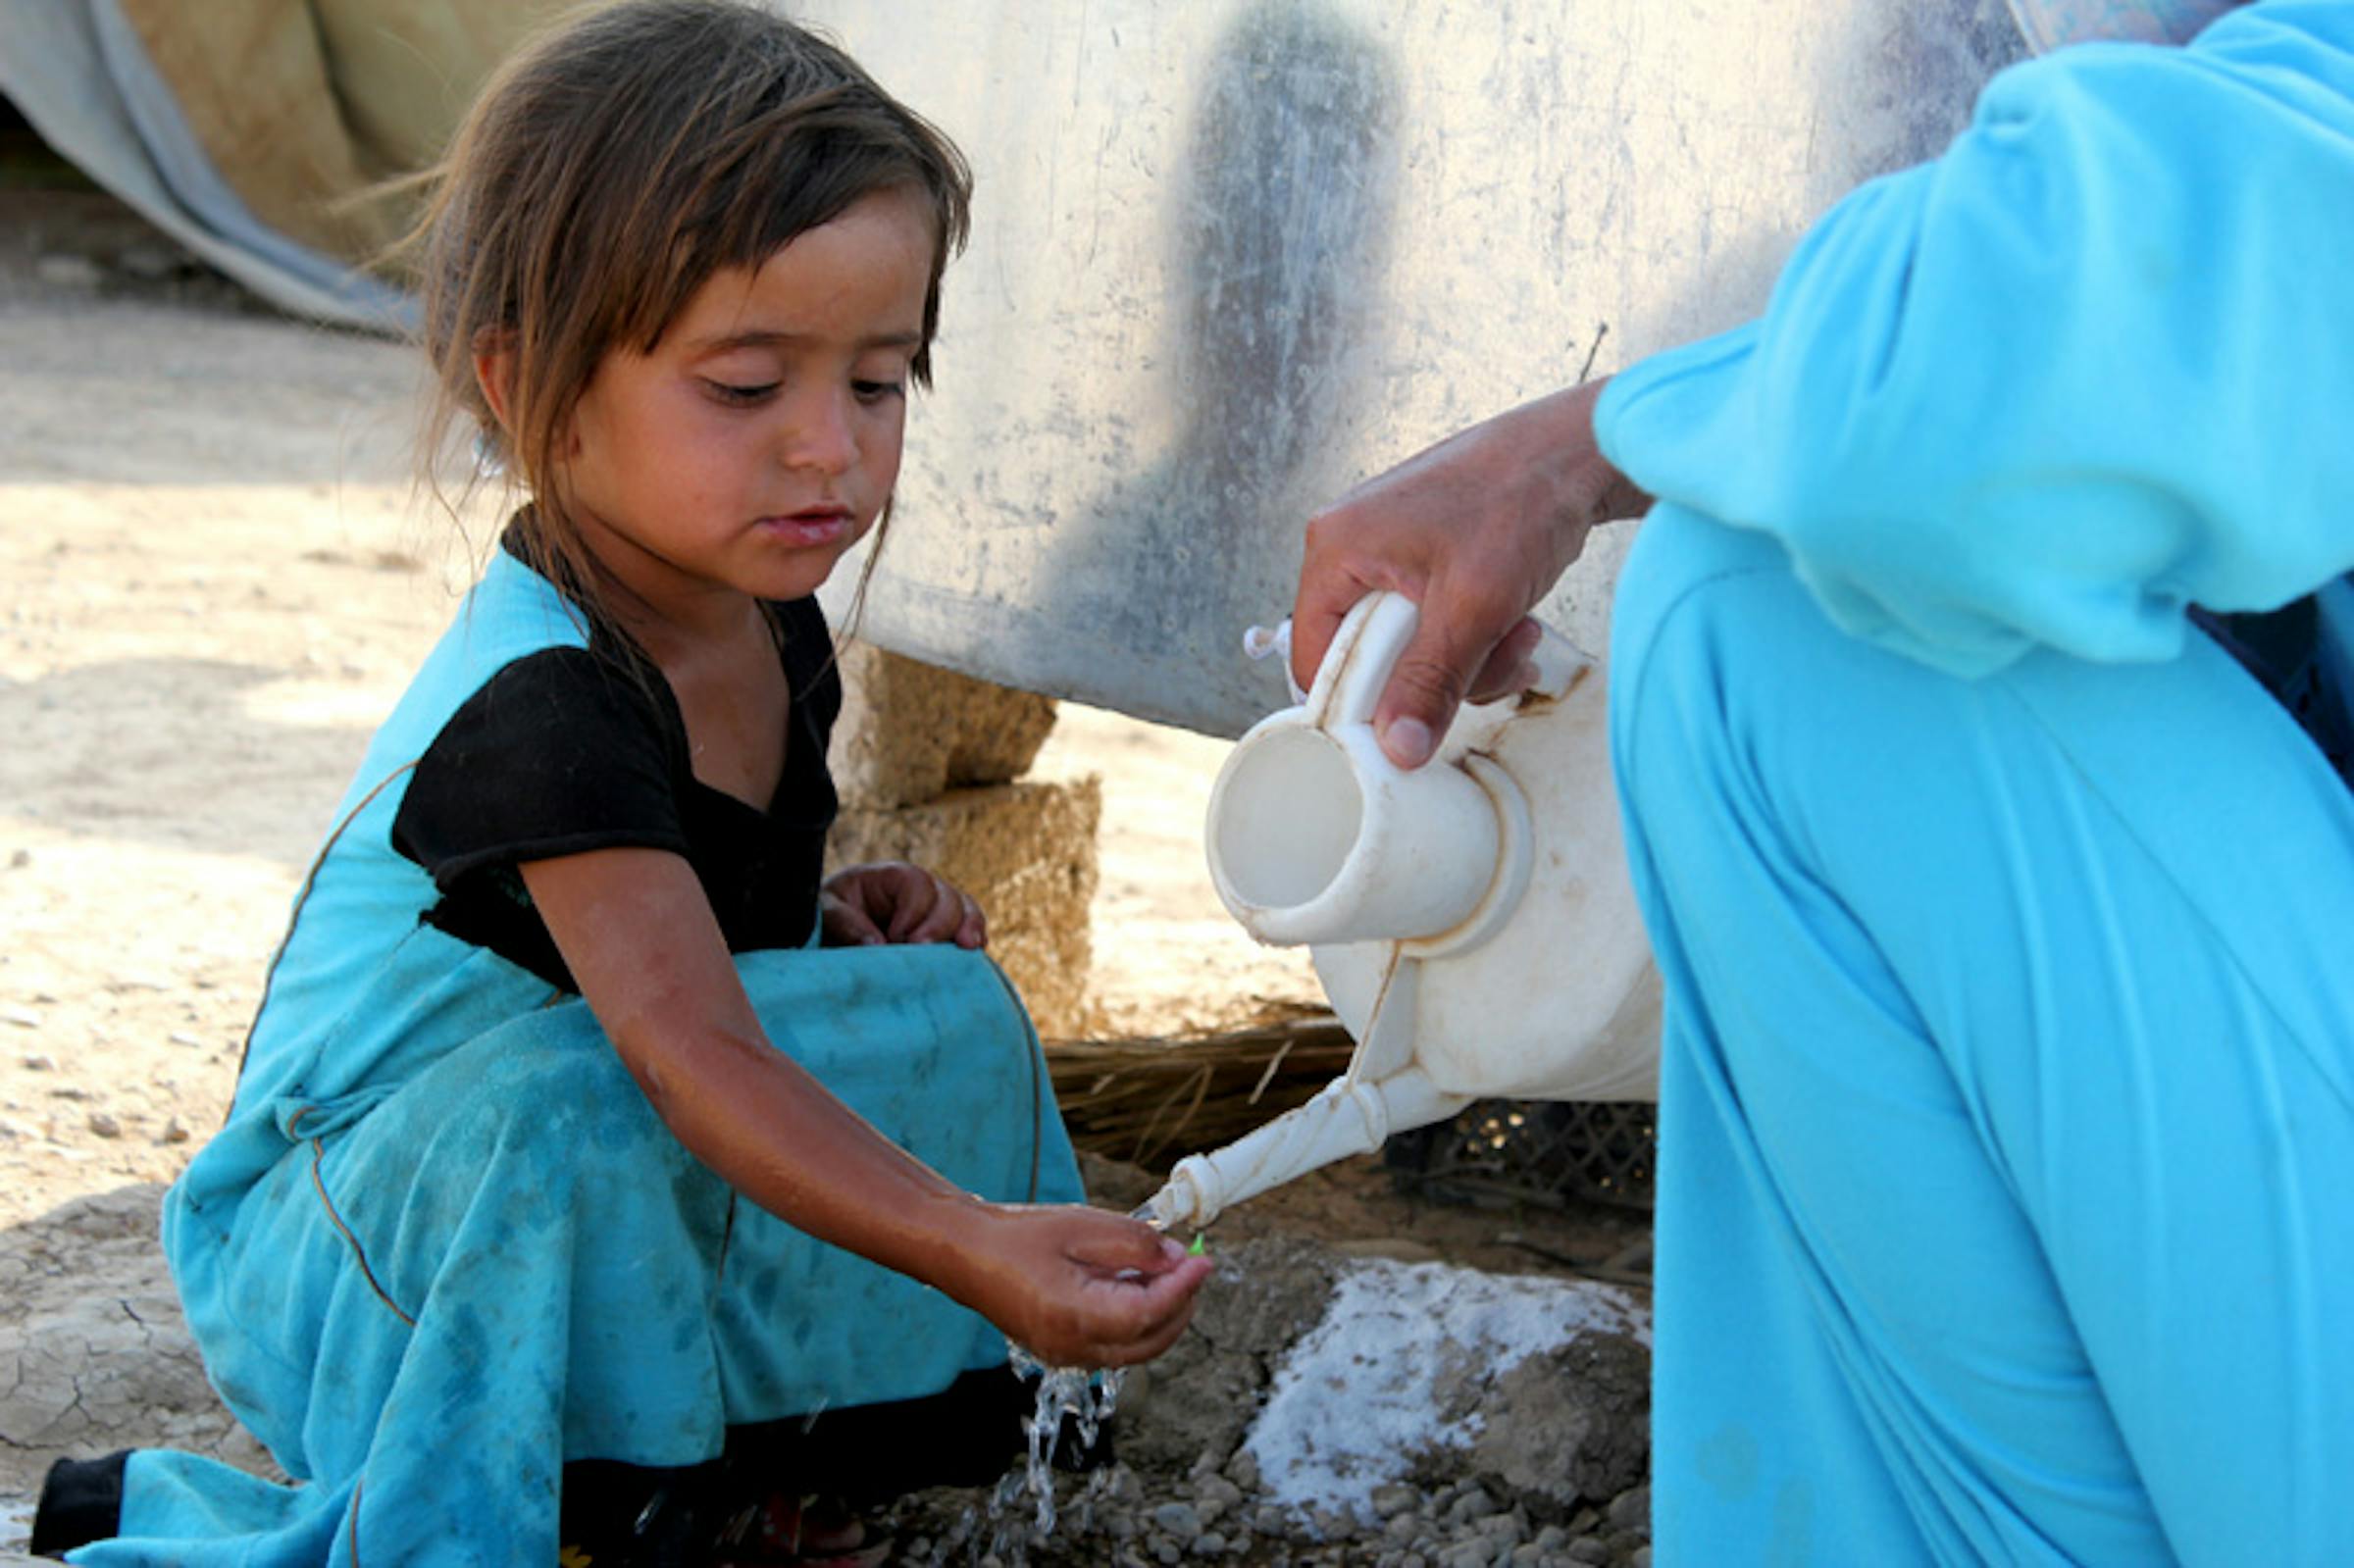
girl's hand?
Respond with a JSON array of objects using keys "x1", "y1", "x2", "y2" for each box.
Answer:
[
  {"x1": 952, "y1": 1203, "x2": 1216, "y2": 1368},
  {"x1": 821, "y1": 860, "x2": 987, "y2": 948}
]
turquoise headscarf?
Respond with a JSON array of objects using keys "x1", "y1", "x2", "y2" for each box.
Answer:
[{"x1": 2005, "y1": 0, "x2": 2237, "y2": 50}]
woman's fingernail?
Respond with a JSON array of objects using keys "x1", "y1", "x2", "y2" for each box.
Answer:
[{"x1": 1382, "y1": 716, "x2": 1433, "y2": 768}]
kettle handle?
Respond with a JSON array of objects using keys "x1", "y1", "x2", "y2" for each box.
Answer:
[
  {"x1": 1302, "y1": 591, "x2": 1421, "y2": 731},
  {"x1": 1302, "y1": 590, "x2": 1595, "y2": 733}
]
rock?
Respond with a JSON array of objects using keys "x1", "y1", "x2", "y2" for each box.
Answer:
[
  {"x1": 86, "y1": 1112, "x2": 121, "y2": 1139},
  {"x1": 1151, "y1": 1502, "x2": 1202, "y2": 1539},
  {"x1": 1372, "y1": 1482, "x2": 1422, "y2": 1519},
  {"x1": 160, "y1": 1119, "x2": 190, "y2": 1145},
  {"x1": 1479, "y1": 1510, "x2": 1528, "y2": 1545},
  {"x1": 112, "y1": 245, "x2": 181, "y2": 281},
  {"x1": 1189, "y1": 1531, "x2": 1226, "y2": 1556},
  {"x1": 32, "y1": 255, "x2": 100, "y2": 291},
  {"x1": 825, "y1": 779, "x2": 1100, "y2": 1037},
  {"x1": 1444, "y1": 1486, "x2": 1499, "y2": 1527},
  {"x1": 1463, "y1": 1331, "x2": 1652, "y2": 1514},
  {"x1": 1566, "y1": 1538, "x2": 1611, "y2": 1565},
  {"x1": 827, "y1": 643, "x2": 1058, "y2": 809},
  {"x1": 1629, "y1": 1549, "x2": 1653, "y2": 1568},
  {"x1": 19, "y1": 1056, "x2": 52, "y2": 1072},
  {"x1": 1605, "y1": 1484, "x2": 1650, "y2": 1538}
]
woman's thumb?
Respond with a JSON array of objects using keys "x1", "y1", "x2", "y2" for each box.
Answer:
[{"x1": 1374, "y1": 634, "x2": 1477, "y2": 769}]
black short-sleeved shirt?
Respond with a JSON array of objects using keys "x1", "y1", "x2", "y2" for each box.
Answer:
[{"x1": 390, "y1": 578, "x2": 841, "y2": 992}]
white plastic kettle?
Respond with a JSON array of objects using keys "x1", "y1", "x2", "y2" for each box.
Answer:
[{"x1": 1144, "y1": 592, "x2": 1660, "y2": 1231}]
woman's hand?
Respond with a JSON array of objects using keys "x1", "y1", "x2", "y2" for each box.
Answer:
[
  {"x1": 821, "y1": 860, "x2": 986, "y2": 948},
  {"x1": 949, "y1": 1203, "x2": 1216, "y2": 1368},
  {"x1": 1291, "y1": 378, "x2": 1651, "y2": 769}
]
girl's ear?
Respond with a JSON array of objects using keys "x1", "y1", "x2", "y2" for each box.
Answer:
[{"x1": 471, "y1": 328, "x2": 520, "y2": 432}]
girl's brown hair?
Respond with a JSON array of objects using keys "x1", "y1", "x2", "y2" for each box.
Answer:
[{"x1": 411, "y1": 0, "x2": 970, "y2": 632}]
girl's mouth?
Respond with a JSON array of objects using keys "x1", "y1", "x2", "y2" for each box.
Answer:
[{"x1": 759, "y1": 509, "x2": 851, "y2": 546}]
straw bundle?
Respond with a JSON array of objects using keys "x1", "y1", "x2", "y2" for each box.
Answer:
[{"x1": 1045, "y1": 1010, "x2": 1358, "y2": 1171}]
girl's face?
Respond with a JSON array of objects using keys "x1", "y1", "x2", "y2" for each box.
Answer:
[{"x1": 560, "y1": 186, "x2": 935, "y2": 619}]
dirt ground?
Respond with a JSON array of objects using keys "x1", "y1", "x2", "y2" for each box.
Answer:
[{"x1": 0, "y1": 187, "x2": 1649, "y2": 1558}]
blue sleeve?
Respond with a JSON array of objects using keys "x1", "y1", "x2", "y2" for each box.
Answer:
[{"x1": 1594, "y1": 0, "x2": 2354, "y2": 676}]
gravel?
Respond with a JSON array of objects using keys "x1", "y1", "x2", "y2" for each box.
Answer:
[{"x1": 883, "y1": 1236, "x2": 1653, "y2": 1567}]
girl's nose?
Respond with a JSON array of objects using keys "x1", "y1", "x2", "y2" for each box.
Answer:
[{"x1": 782, "y1": 386, "x2": 858, "y2": 476}]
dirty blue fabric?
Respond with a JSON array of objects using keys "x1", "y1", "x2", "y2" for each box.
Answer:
[
  {"x1": 1595, "y1": 3, "x2": 2354, "y2": 1563},
  {"x1": 72, "y1": 551, "x2": 1080, "y2": 1566}
]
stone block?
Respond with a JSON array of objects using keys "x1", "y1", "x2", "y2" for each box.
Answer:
[
  {"x1": 826, "y1": 777, "x2": 1100, "y2": 1038},
  {"x1": 828, "y1": 641, "x2": 1059, "y2": 809}
]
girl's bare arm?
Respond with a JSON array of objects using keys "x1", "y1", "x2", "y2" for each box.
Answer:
[{"x1": 521, "y1": 845, "x2": 1211, "y2": 1367}]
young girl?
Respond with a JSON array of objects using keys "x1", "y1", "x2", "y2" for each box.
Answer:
[{"x1": 33, "y1": 4, "x2": 1211, "y2": 1562}]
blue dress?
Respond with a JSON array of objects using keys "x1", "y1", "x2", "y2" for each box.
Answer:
[
  {"x1": 1596, "y1": 3, "x2": 2354, "y2": 1561},
  {"x1": 66, "y1": 548, "x2": 1082, "y2": 1565}
]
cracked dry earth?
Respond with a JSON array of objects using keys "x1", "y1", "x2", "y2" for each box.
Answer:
[{"x1": 1, "y1": 195, "x2": 1656, "y2": 1564}]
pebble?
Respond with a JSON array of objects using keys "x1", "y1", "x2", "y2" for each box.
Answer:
[
  {"x1": 1195, "y1": 1474, "x2": 1244, "y2": 1514},
  {"x1": 1444, "y1": 1487, "x2": 1500, "y2": 1527},
  {"x1": 161, "y1": 1117, "x2": 190, "y2": 1144},
  {"x1": 1566, "y1": 1537, "x2": 1611, "y2": 1565},
  {"x1": 114, "y1": 244, "x2": 182, "y2": 281},
  {"x1": 1479, "y1": 1511, "x2": 1527, "y2": 1545},
  {"x1": 1151, "y1": 1502, "x2": 1201, "y2": 1539},
  {"x1": 1630, "y1": 1550, "x2": 1654, "y2": 1568},
  {"x1": 1606, "y1": 1485, "x2": 1650, "y2": 1537},
  {"x1": 1188, "y1": 1531, "x2": 1226, "y2": 1556},
  {"x1": 1372, "y1": 1482, "x2": 1422, "y2": 1519},
  {"x1": 169, "y1": 1031, "x2": 203, "y2": 1047},
  {"x1": 33, "y1": 253, "x2": 102, "y2": 290},
  {"x1": 3, "y1": 1007, "x2": 41, "y2": 1029},
  {"x1": 88, "y1": 1111, "x2": 122, "y2": 1138},
  {"x1": 22, "y1": 1053, "x2": 55, "y2": 1071}
]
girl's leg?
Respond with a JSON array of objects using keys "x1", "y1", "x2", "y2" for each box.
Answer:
[
  {"x1": 1609, "y1": 506, "x2": 2354, "y2": 1567},
  {"x1": 91, "y1": 943, "x2": 1078, "y2": 1566},
  {"x1": 90, "y1": 1025, "x2": 736, "y2": 1567}
]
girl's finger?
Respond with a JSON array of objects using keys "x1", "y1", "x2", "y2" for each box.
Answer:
[
  {"x1": 884, "y1": 870, "x2": 935, "y2": 942},
  {"x1": 825, "y1": 896, "x2": 887, "y2": 947},
  {"x1": 901, "y1": 874, "x2": 961, "y2": 943}
]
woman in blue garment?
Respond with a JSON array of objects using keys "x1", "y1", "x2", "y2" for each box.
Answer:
[
  {"x1": 31, "y1": 5, "x2": 1211, "y2": 1565},
  {"x1": 1289, "y1": 1, "x2": 2354, "y2": 1561}
]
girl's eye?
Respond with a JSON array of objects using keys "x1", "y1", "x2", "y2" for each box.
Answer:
[
  {"x1": 704, "y1": 379, "x2": 779, "y2": 407},
  {"x1": 852, "y1": 379, "x2": 906, "y2": 405}
]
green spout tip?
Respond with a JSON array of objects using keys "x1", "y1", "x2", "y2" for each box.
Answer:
[{"x1": 1188, "y1": 1233, "x2": 1207, "y2": 1256}]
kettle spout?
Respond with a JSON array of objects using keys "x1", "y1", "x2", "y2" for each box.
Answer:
[{"x1": 1141, "y1": 1067, "x2": 1472, "y2": 1231}]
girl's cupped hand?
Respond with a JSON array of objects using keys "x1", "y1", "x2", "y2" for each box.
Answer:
[
  {"x1": 954, "y1": 1204, "x2": 1216, "y2": 1368},
  {"x1": 821, "y1": 860, "x2": 987, "y2": 948}
]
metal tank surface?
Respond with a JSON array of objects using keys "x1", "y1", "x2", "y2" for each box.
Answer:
[{"x1": 806, "y1": 0, "x2": 2028, "y2": 737}]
